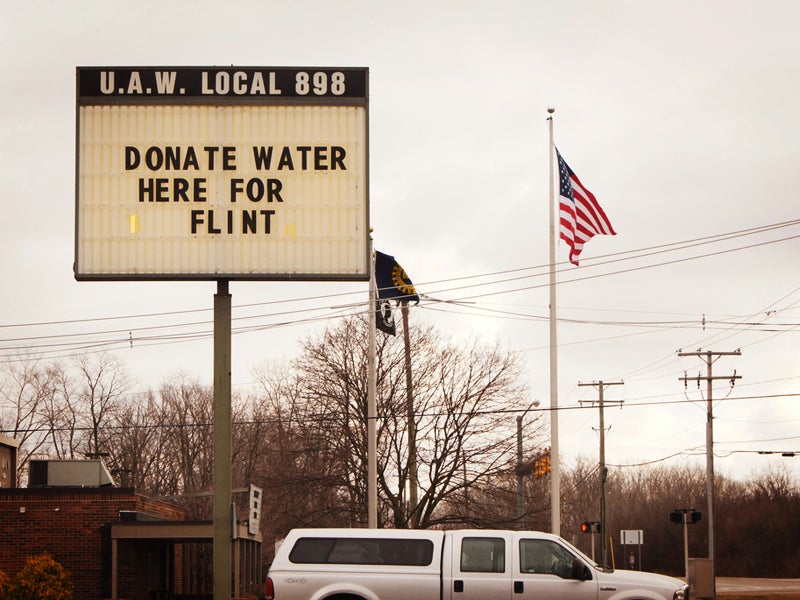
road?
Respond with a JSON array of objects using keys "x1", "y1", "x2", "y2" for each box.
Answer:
[{"x1": 716, "y1": 578, "x2": 800, "y2": 594}]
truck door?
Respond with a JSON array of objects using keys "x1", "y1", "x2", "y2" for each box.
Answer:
[
  {"x1": 449, "y1": 532, "x2": 512, "y2": 600},
  {"x1": 513, "y1": 537, "x2": 597, "y2": 599}
]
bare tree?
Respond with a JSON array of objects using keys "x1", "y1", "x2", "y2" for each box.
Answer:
[
  {"x1": 409, "y1": 333, "x2": 536, "y2": 529},
  {"x1": 717, "y1": 464, "x2": 800, "y2": 577},
  {"x1": 249, "y1": 359, "x2": 352, "y2": 535},
  {"x1": 604, "y1": 464, "x2": 706, "y2": 573},
  {"x1": 6, "y1": 346, "x2": 800, "y2": 579},
  {"x1": 562, "y1": 461, "x2": 800, "y2": 578},
  {"x1": 1, "y1": 354, "x2": 130, "y2": 479},
  {"x1": 0, "y1": 356, "x2": 57, "y2": 481},
  {"x1": 266, "y1": 313, "x2": 544, "y2": 531},
  {"x1": 105, "y1": 389, "x2": 167, "y2": 491},
  {"x1": 39, "y1": 362, "x2": 80, "y2": 459},
  {"x1": 158, "y1": 374, "x2": 214, "y2": 504},
  {"x1": 72, "y1": 353, "x2": 131, "y2": 458}
]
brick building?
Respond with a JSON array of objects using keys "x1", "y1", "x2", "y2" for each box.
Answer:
[{"x1": 0, "y1": 451, "x2": 262, "y2": 600}]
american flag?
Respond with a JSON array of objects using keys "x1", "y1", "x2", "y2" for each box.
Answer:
[{"x1": 557, "y1": 148, "x2": 616, "y2": 265}]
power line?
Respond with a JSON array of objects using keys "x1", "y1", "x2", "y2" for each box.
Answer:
[
  {"x1": 2, "y1": 218, "x2": 797, "y2": 333},
  {"x1": 3, "y1": 391, "x2": 798, "y2": 435},
  {"x1": 1, "y1": 220, "x2": 798, "y2": 373},
  {"x1": 3, "y1": 269, "x2": 797, "y2": 363}
]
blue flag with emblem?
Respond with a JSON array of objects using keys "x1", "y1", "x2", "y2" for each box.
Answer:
[
  {"x1": 374, "y1": 251, "x2": 418, "y2": 335},
  {"x1": 375, "y1": 251, "x2": 419, "y2": 304}
]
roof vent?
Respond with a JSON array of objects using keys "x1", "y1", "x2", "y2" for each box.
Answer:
[{"x1": 28, "y1": 459, "x2": 116, "y2": 488}]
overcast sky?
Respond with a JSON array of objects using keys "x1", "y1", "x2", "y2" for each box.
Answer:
[{"x1": 2, "y1": 1, "x2": 799, "y2": 487}]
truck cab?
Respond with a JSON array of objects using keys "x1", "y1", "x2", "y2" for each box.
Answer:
[{"x1": 444, "y1": 530, "x2": 687, "y2": 600}]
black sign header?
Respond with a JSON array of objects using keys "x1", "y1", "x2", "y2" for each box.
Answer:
[{"x1": 78, "y1": 67, "x2": 368, "y2": 103}]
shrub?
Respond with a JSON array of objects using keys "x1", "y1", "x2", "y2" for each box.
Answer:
[
  {"x1": 0, "y1": 569, "x2": 11, "y2": 597},
  {"x1": 7, "y1": 553, "x2": 73, "y2": 600}
]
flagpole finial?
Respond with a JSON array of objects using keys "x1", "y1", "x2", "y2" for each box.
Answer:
[{"x1": 547, "y1": 106, "x2": 555, "y2": 114}]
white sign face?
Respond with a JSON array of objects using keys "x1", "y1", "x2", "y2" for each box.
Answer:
[
  {"x1": 248, "y1": 484, "x2": 262, "y2": 535},
  {"x1": 620, "y1": 529, "x2": 643, "y2": 545},
  {"x1": 75, "y1": 67, "x2": 369, "y2": 281}
]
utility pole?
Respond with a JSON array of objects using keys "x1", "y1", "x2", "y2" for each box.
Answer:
[
  {"x1": 579, "y1": 380, "x2": 624, "y2": 569},
  {"x1": 516, "y1": 415, "x2": 525, "y2": 530},
  {"x1": 678, "y1": 349, "x2": 741, "y2": 596},
  {"x1": 401, "y1": 302, "x2": 418, "y2": 525}
]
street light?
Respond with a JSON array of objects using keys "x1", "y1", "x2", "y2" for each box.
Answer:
[{"x1": 516, "y1": 400, "x2": 541, "y2": 529}]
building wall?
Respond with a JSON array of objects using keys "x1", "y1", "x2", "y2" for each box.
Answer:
[{"x1": 0, "y1": 488, "x2": 185, "y2": 599}]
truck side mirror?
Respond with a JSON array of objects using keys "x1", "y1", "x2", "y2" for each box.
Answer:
[{"x1": 571, "y1": 559, "x2": 592, "y2": 581}]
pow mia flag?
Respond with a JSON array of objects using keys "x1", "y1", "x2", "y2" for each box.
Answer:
[
  {"x1": 374, "y1": 251, "x2": 418, "y2": 336},
  {"x1": 376, "y1": 298, "x2": 396, "y2": 335}
]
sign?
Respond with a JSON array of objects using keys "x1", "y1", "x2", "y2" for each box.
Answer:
[
  {"x1": 248, "y1": 484, "x2": 262, "y2": 535},
  {"x1": 75, "y1": 67, "x2": 369, "y2": 280},
  {"x1": 620, "y1": 529, "x2": 643, "y2": 545}
]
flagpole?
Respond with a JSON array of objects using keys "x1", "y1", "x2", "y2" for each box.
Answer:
[
  {"x1": 367, "y1": 235, "x2": 378, "y2": 528},
  {"x1": 547, "y1": 107, "x2": 561, "y2": 536}
]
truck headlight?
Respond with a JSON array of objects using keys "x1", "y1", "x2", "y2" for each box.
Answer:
[{"x1": 673, "y1": 585, "x2": 689, "y2": 600}]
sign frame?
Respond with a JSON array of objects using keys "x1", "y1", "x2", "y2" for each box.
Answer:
[{"x1": 75, "y1": 66, "x2": 370, "y2": 281}]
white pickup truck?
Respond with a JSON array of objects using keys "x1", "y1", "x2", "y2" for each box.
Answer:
[{"x1": 265, "y1": 528, "x2": 689, "y2": 600}]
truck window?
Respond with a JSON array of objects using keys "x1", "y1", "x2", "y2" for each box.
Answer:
[
  {"x1": 460, "y1": 537, "x2": 505, "y2": 573},
  {"x1": 289, "y1": 537, "x2": 434, "y2": 566},
  {"x1": 519, "y1": 539, "x2": 576, "y2": 578}
]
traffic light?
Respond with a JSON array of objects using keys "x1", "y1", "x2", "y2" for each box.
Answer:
[
  {"x1": 581, "y1": 521, "x2": 600, "y2": 533},
  {"x1": 670, "y1": 508, "x2": 702, "y2": 525},
  {"x1": 532, "y1": 448, "x2": 552, "y2": 478}
]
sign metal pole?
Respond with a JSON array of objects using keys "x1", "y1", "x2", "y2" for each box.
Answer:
[{"x1": 213, "y1": 280, "x2": 232, "y2": 600}]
